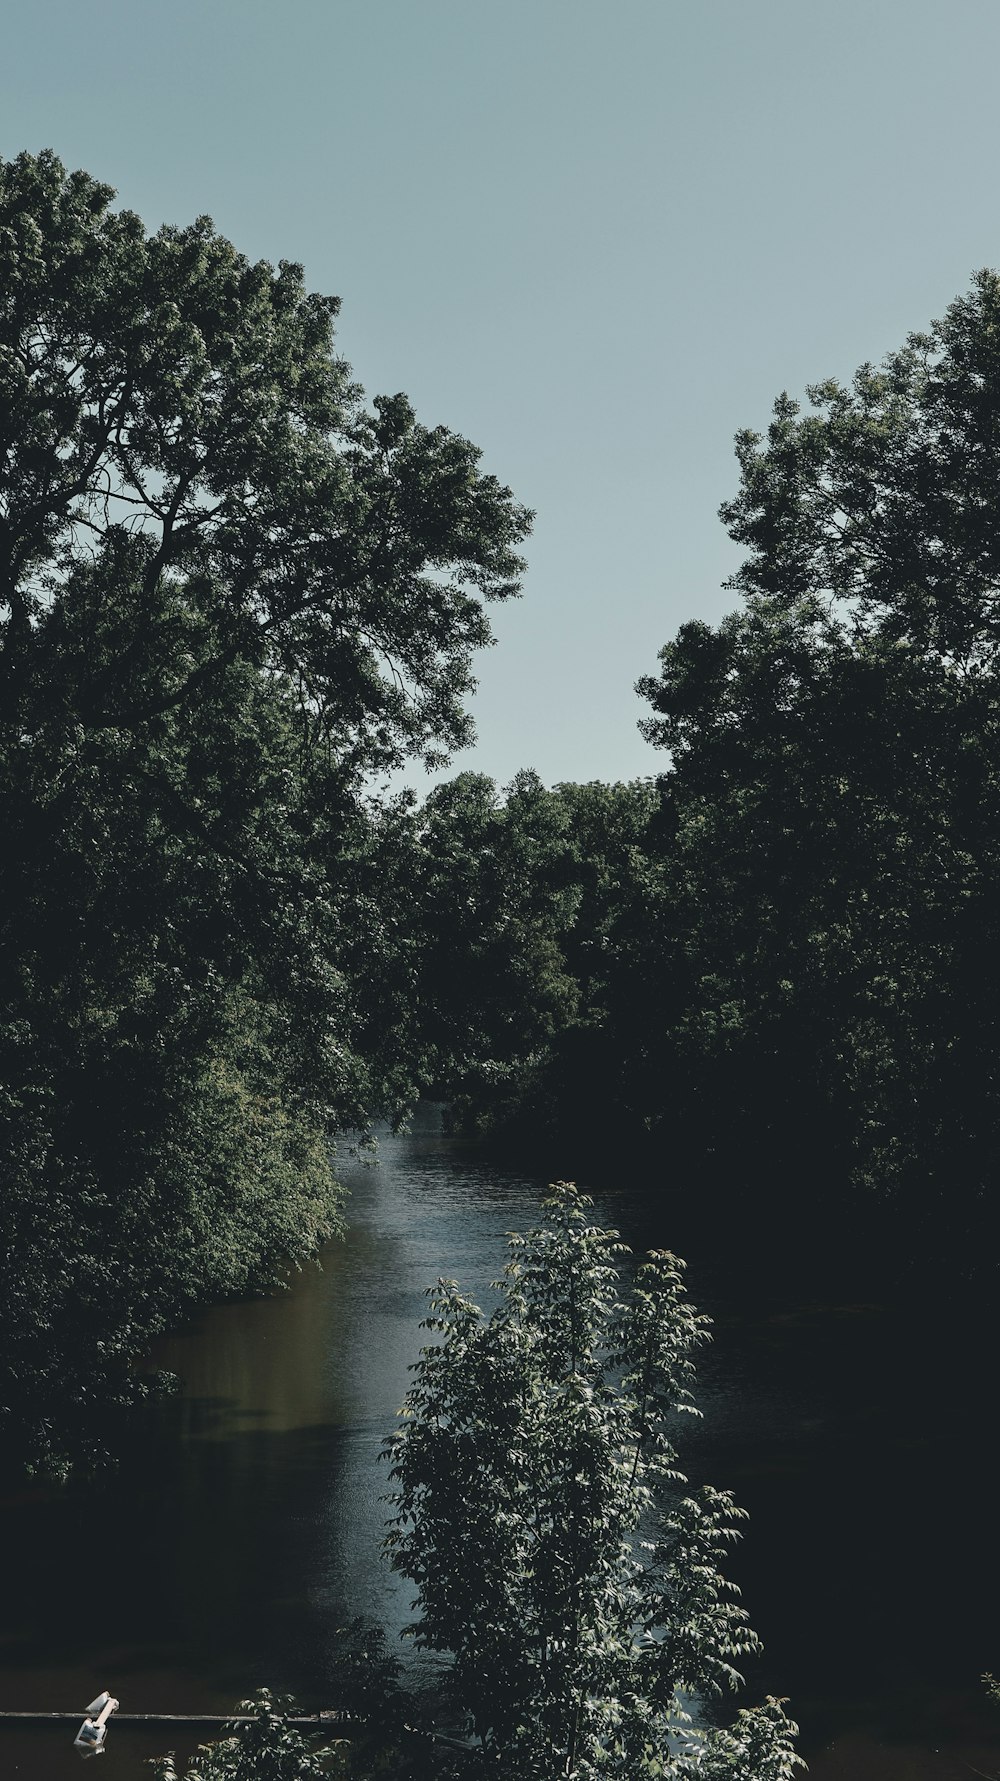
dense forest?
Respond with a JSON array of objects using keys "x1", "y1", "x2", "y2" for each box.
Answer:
[
  {"x1": 391, "y1": 277, "x2": 1000, "y2": 1262},
  {"x1": 6, "y1": 150, "x2": 1000, "y2": 1471},
  {"x1": 6, "y1": 145, "x2": 1000, "y2": 1777}
]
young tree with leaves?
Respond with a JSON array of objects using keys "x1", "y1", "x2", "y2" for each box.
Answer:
[{"x1": 383, "y1": 1185, "x2": 800, "y2": 1779}]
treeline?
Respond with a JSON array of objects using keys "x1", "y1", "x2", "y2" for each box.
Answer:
[
  {"x1": 6, "y1": 148, "x2": 1000, "y2": 1473},
  {"x1": 390, "y1": 273, "x2": 1000, "y2": 1255}
]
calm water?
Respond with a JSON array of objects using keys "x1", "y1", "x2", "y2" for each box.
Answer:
[{"x1": 3, "y1": 1106, "x2": 1000, "y2": 1779}]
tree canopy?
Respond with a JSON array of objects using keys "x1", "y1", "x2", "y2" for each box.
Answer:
[
  {"x1": 387, "y1": 272, "x2": 1000, "y2": 1256},
  {"x1": 631, "y1": 273, "x2": 1000, "y2": 1212},
  {"x1": 719, "y1": 268, "x2": 1000, "y2": 663},
  {"x1": 0, "y1": 150, "x2": 531, "y2": 1473},
  {"x1": 0, "y1": 149, "x2": 529, "y2": 763}
]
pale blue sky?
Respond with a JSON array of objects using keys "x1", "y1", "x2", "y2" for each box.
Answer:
[{"x1": 4, "y1": 0, "x2": 1000, "y2": 789}]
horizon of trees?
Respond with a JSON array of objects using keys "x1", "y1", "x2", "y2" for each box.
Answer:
[
  {"x1": 396, "y1": 271, "x2": 1000, "y2": 1272},
  {"x1": 4, "y1": 144, "x2": 1000, "y2": 1781},
  {"x1": 4, "y1": 147, "x2": 1000, "y2": 1485}
]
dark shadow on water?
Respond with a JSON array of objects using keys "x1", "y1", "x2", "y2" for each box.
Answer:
[
  {"x1": 0, "y1": 1415, "x2": 361, "y2": 1705},
  {"x1": 4, "y1": 1109, "x2": 1000, "y2": 1780}
]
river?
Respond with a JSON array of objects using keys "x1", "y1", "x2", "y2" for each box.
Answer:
[{"x1": 2, "y1": 1105, "x2": 1000, "y2": 1778}]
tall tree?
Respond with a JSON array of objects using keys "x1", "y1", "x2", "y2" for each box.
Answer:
[
  {"x1": 0, "y1": 149, "x2": 531, "y2": 1472},
  {"x1": 633, "y1": 272, "x2": 1000, "y2": 1217},
  {"x1": 721, "y1": 269, "x2": 1000, "y2": 662}
]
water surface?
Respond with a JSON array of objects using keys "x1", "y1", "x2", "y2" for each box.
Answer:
[{"x1": 2, "y1": 1107, "x2": 999, "y2": 1779}]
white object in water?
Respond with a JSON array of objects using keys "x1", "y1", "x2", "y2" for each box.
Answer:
[
  {"x1": 73, "y1": 1719, "x2": 106, "y2": 1756},
  {"x1": 74, "y1": 1691, "x2": 119, "y2": 1758}
]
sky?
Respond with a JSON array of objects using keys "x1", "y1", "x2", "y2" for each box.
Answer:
[{"x1": 4, "y1": 0, "x2": 1000, "y2": 791}]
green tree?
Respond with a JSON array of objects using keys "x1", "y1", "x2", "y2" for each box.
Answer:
[
  {"x1": 629, "y1": 274, "x2": 1000, "y2": 1216},
  {"x1": 720, "y1": 269, "x2": 1000, "y2": 662},
  {"x1": 383, "y1": 1185, "x2": 800, "y2": 1779},
  {"x1": 406, "y1": 771, "x2": 580, "y2": 1107},
  {"x1": 506, "y1": 779, "x2": 663, "y2": 1143},
  {"x1": 0, "y1": 149, "x2": 531, "y2": 1472},
  {"x1": 391, "y1": 774, "x2": 662, "y2": 1145}
]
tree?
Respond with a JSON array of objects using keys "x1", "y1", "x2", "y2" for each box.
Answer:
[
  {"x1": 512, "y1": 779, "x2": 664, "y2": 1144},
  {"x1": 407, "y1": 771, "x2": 580, "y2": 1106},
  {"x1": 719, "y1": 269, "x2": 1000, "y2": 664},
  {"x1": 384, "y1": 775, "x2": 663, "y2": 1145},
  {"x1": 0, "y1": 149, "x2": 531, "y2": 1472},
  {"x1": 383, "y1": 1185, "x2": 800, "y2": 1779},
  {"x1": 629, "y1": 273, "x2": 1000, "y2": 1220},
  {"x1": 0, "y1": 149, "x2": 529, "y2": 763}
]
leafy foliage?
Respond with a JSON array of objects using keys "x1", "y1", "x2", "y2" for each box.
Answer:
[
  {"x1": 0, "y1": 149, "x2": 531, "y2": 1472},
  {"x1": 405, "y1": 273, "x2": 1000, "y2": 1245},
  {"x1": 631, "y1": 273, "x2": 1000, "y2": 1208},
  {"x1": 149, "y1": 1692, "x2": 336, "y2": 1781},
  {"x1": 383, "y1": 1185, "x2": 800, "y2": 1778},
  {"x1": 405, "y1": 771, "x2": 581, "y2": 1104},
  {"x1": 376, "y1": 775, "x2": 658, "y2": 1140},
  {"x1": 719, "y1": 269, "x2": 1000, "y2": 662}
]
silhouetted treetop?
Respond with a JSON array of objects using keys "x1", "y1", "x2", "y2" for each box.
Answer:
[{"x1": 0, "y1": 148, "x2": 531, "y2": 769}]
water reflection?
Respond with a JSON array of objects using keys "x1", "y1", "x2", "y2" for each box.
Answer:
[{"x1": 2, "y1": 1110, "x2": 1000, "y2": 1780}]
